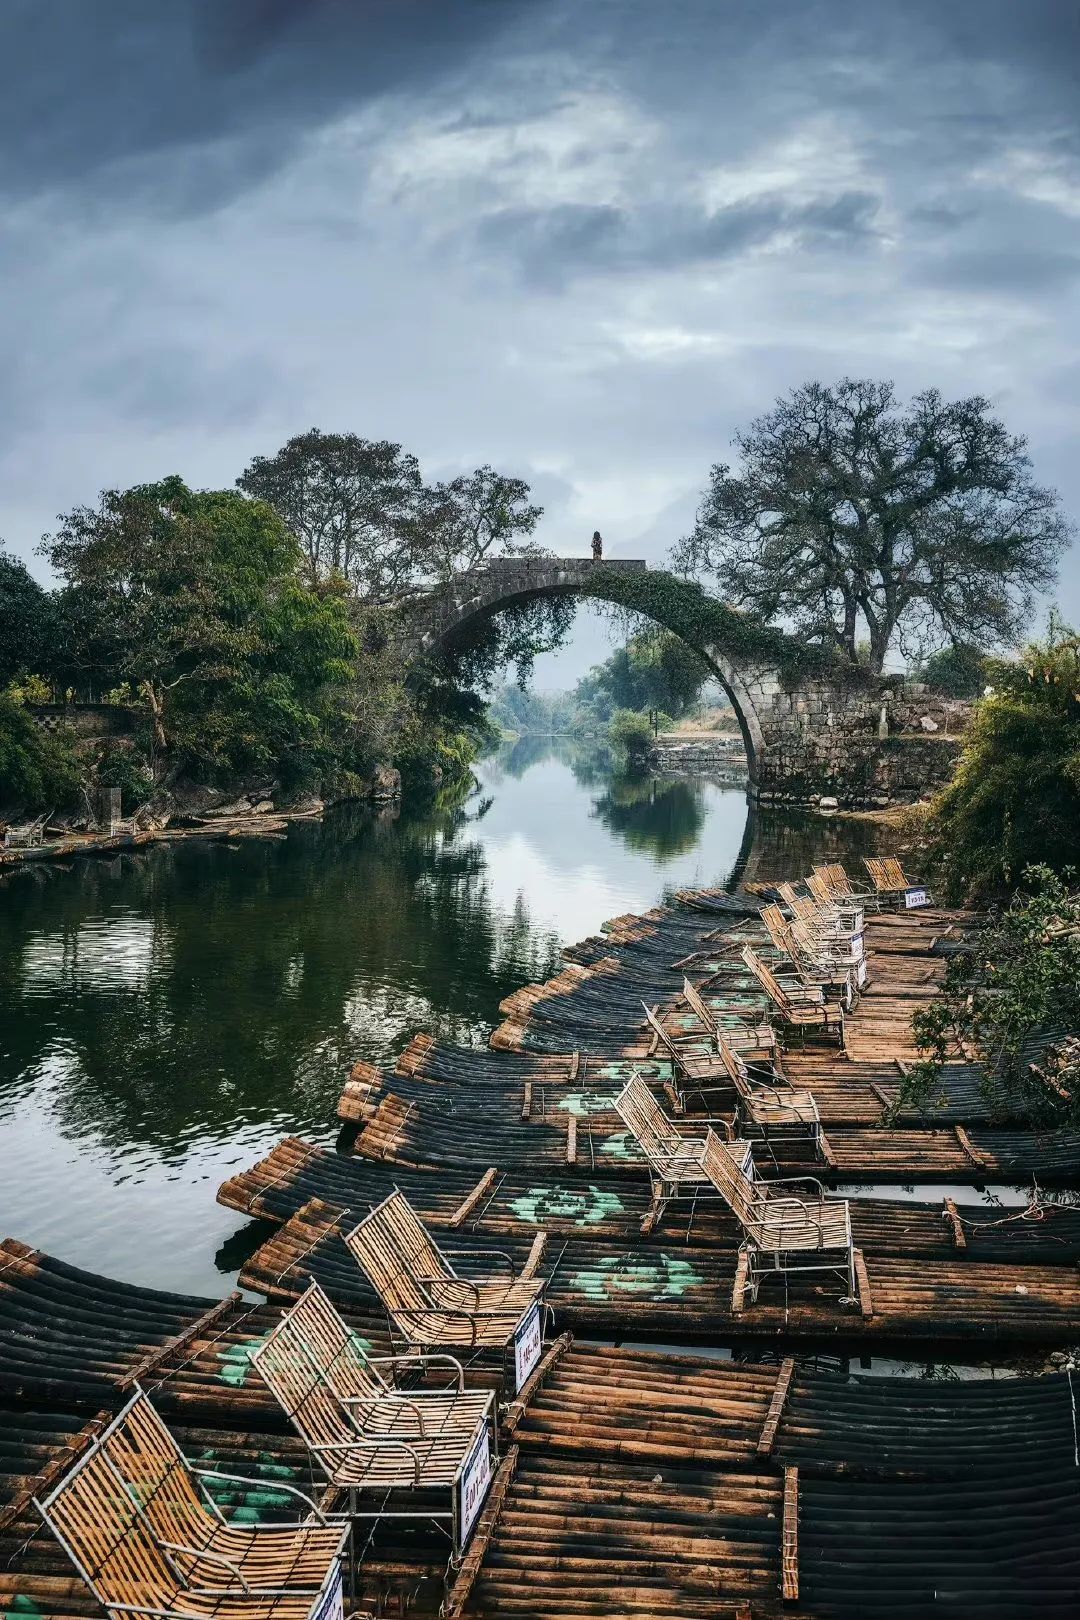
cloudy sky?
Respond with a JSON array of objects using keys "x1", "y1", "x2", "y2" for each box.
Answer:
[{"x1": 2, "y1": 0, "x2": 1079, "y2": 683}]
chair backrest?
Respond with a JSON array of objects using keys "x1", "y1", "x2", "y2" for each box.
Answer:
[
  {"x1": 816, "y1": 864, "x2": 852, "y2": 900},
  {"x1": 760, "y1": 903, "x2": 797, "y2": 958},
  {"x1": 741, "y1": 945, "x2": 791, "y2": 1013},
  {"x1": 863, "y1": 856, "x2": 893, "y2": 892},
  {"x1": 345, "y1": 1189, "x2": 452, "y2": 1319},
  {"x1": 642, "y1": 1002, "x2": 681, "y2": 1064},
  {"x1": 102, "y1": 1391, "x2": 206, "y2": 1552},
  {"x1": 714, "y1": 1035, "x2": 751, "y2": 1098},
  {"x1": 699, "y1": 1130, "x2": 763, "y2": 1235},
  {"x1": 883, "y1": 856, "x2": 910, "y2": 889},
  {"x1": 38, "y1": 1441, "x2": 178, "y2": 1614},
  {"x1": 776, "y1": 882, "x2": 818, "y2": 923},
  {"x1": 614, "y1": 1075, "x2": 686, "y2": 1162},
  {"x1": 805, "y1": 871, "x2": 835, "y2": 909},
  {"x1": 251, "y1": 1280, "x2": 380, "y2": 1456},
  {"x1": 680, "y1": 976, "x2": 717, "y2": 1037}
]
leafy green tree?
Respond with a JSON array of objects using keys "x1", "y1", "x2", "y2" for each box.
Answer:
[
  {"x1": 903, "y1": 866, "x2": 1080, "y2": 1126},
  {"x1": 0, "y1": 548, "x2": 57, "y2": 688},
  {"x1": 41, "y1": 478, "x2": 356, "y2": 778},
  {"x1": 929, "y1": 616, "x2": 1080, "y2": 898},
  {"x1": 919, "y1": 643, "x2": 988, "y2": 698},
  {"x1": 576, "y1": 628, "x2": 709, "y2": 722},
  {"x1": 675, "y1": 378, "x2": 1070, "y2": 673},
  {"x1": 0, "y1": 695, "x2": 81, "y2": 813},
  {"x1": 236, "y1": 430, "x2": 425, "y2": 596}
]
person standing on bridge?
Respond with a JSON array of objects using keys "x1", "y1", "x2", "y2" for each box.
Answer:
[{"x1": 591, "y1": 530, "x2": 603, "y2": 560}]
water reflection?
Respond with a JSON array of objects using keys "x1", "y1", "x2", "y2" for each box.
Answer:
[{"x1": 0, "y1": 738, "x2": 879, "y2": 1294}]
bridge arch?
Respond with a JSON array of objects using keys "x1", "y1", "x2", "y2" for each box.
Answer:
[{"x1": 404, "y1": 557, "x2": 798, "y2": 777}]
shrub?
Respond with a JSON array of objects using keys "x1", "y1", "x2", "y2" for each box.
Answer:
[
  {"x1": 901, "y1": 866, "x2": 1080, "y2": 1127},
  {"x1": 608, "y1": 708, "x2": 654, "y2": 764},
  {"x1": 0, "y1": 696, "x2": 82, "y2": 814}
]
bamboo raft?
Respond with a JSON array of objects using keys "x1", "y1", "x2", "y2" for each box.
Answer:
[
  {"x1": 10, "y1": 877, "x2": 1080, "y2": 1617},
  {"x1": 467, "y1": 1343, "x2": 1080, "y2": 1618}
]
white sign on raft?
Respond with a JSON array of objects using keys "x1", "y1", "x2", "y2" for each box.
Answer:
[
  {"x1": 514, "y1": 1301, "x2": 543, "y2": 1391},
  {"x1": 904, "y1": 888, "x2": 930, "y2": 909},
  {"x1": 307, "y1": 1567, "x2": 343, "y2": 1620},
  {"x1": 458, "y1": 1425, "x2": 493, "y2": 1548}
]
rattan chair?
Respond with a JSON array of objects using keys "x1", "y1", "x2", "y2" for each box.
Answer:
[
  {"x1": 741, "y1": 945, "x2": 846, "y2": 1048},
  {"x1": 37, "y1": 1393, "x2": 346, "y2": 1620},
  {"x1": 699, "y1": 1128, "x2": 856, "y2": 1305},
  {"x1": 251, "y1": 1281, "x2": 497, "y2": 1555}
]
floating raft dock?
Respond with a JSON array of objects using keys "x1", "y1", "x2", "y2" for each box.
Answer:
[
  {"x1": 219, "y1": 889, "x2": 1080, "y2": 1348},
  {"x1": 10, "y1": 879, "x2": 1080, "y2": 1618}
]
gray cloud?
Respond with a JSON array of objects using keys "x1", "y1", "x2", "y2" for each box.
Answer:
[
  {"x1": 1, "y1": 0, "x2": 1079, "y2": 662},
  {"x1": 0, "y1": 0, "x2": 538, "y2": 212}
]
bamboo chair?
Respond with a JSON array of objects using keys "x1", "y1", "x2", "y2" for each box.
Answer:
[
  {"x1": 805, "y1": 869, "x2": 866, "y2": 933},
  {"x1": 679, "y1": 976, "x2": 777, "y2": 1058},
  {"x1": 642, "y1": 1001, "x2": 742, "y2": 1110},
  {"x1": 714, "y1": 1033, "x2": 834, "y2": 1163},
  {"x1": 699, "y1": 1128, "x2": 857, "y2": 1306},
  {"x1": 775, "y1": 883, "x2": 866, "y2": 962},
  {"x1": 864, "y1": 856, "x2": 933, "y2": 907},
  {"x1": 344, "y1": 1190, "x2": 547, "y2": 1362},
  {"x1": 36, "y1": 1409, "x2": 344, "y2": 1620},
  {"x1": 251, "y1": 1281, "x2": 497, "y2": 1555},
  {"x1": 815, "y1": 863, "x2": 880, "y2": 910},
  {"x1": 614, "y1": 1073, "x2": 751, "y2": 1216},
  {"x1": 101, "y1": 1388, "x2": 347, "y2": 1591},
  {"x1": 759, "y1": 905, "x2": 858, "y2": 1005},
  {"x1": 741, "y1": 945, "x2": 846, "y2": 1048}
]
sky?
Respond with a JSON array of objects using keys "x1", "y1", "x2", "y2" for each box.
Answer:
[{"x1": 2, "y1": 0, "x2": 1079, "y2": 686}]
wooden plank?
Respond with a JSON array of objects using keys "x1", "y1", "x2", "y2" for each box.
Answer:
[
  {"x1": 520, "y1": 1082, "x2": 532, "y2": 1121},
  {"x1": 818, "y1": 1130, "x2": 837, "y2": 1169},
  {"x1": 732, "y1": 1251, "x2": 749, "y2": 1314},
  {"x1": 566, "y1": 1113, "x2": 577, "y2": 1165},
  {"x1": 853, "y1": 1248, "x2": 873, "y2": 1318},
  {"x1": 955, "y1": 1125, "x2": 990, "y2": 1169},
  {"x1": 782, "y1": 1465, "x2": 799, "y2": 1603},
  {"x1": 447, "y1": 1168, "x2": 498, "y2": 1229},
  {"x1": 521, "y1": 1232, "x2": 548, "y2": 1280},
  {"x1": 757, "y1": 1357, "x2": 796, "y2": 1457},
  {"x1": 943, "y1": 1196, "x2": 967, "y2": 1250},
  {"x1": 640, "y1": 1192, "x2": 662, "y2": 1237},
  {"x1": 568, "y1": 1051, "x2": 581, "y2": 1082},
  {"x1": 442, "y1": 1445, "x2": 519, "y2": 1619}
]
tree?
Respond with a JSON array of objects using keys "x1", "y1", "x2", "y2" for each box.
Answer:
[
  {"x1": 237, "y1": 432, "x2": 544, "y2": 601},
  {"x1": 919, "y1": 643, "x2": 987, "y2": 699},
  {"x1": 902, "y1": 866, "x2": 1080, "y2": 1127},
  {"x1": 928, "y1": 615, "x2": 1080, "y2": 899},
  {"x1": 0, "y1": 695, "x2": 81, "y2": 813},
  {"x1": 0, "y1": 548, "x2": 57, "y2": 688},
  {"x1": 41, "y1": 477, "x2": 356, "y2": 776},
  {"x1": 674, "y1": 379, "x2": 1070, "y2": 674},
  {"x1": 237, "y1": 429, "x2": 425, "y2": 597},
  {"x1": 575, "y1": 628, "x2": 709, "y2": 722},
  {"x1": 409, "y1": 466, "x2": 543, "y2": 577}
]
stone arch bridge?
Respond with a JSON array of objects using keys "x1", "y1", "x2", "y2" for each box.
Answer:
[{"x1": 402, "y1": 557, "x2": 943, "y2": 808}]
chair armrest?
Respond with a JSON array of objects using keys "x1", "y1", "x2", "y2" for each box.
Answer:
[
  {"x1": 442, "y1": 1247, "x2": 516, "y2": 1276},
  {"x1": 370, "y1": 1351, "x2": 465, "y2": 1390},
  {"x1": 193, "y1": 1469, "x2": 332, "y2": 1526}
]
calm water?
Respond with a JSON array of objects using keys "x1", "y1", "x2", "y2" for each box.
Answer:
[{"x1": 0, "y1": 741, "x2": 878, "y2": 1298}]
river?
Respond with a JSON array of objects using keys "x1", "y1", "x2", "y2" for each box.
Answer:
[{"x1": 0, "y1": 739, "x2": 882, "y2": 1297}]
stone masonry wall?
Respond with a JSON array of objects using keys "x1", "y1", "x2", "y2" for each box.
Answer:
[{"x1": 747, "y1": 674, "x2": 972, "y2": 809}]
